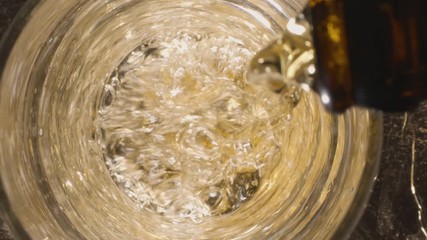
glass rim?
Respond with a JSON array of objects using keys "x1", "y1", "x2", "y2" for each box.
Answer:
[
  {"x1": 0, "y1": 0, "x2": 39, "y2": 239},
  {"x1": 332, "y1": 111, "x2": 382, "y2": 240}
]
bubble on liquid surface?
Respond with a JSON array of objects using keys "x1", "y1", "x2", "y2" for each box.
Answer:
[{"x1": 97, "y1": 30, "x2": 292, "y2": 223}]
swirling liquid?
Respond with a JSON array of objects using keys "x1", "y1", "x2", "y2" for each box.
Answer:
[{"x1": 97, "y1": 27, "x2": 295, "y2": 222}]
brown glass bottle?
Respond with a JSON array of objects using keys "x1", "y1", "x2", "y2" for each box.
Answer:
[{"x1": 307, "y1": 0, "x2": 427, "y2": 112}]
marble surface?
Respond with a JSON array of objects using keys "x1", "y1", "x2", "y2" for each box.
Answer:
[
  {"x1": 352, "y1": 105, "x2": 427, "y2": 240},
  {"x1": 0, "y1": 1, "x2": 426, "y2": 239}
]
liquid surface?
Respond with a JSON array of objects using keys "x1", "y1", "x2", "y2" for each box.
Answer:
[{"x1": 97, "y1": 30, "x2": 294, "y2": 222}]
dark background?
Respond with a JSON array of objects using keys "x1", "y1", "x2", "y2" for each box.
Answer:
[{"x1": 1, "y1": 1, "x2": 427, "y2": 239}]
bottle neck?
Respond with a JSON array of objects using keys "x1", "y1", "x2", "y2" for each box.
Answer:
[{"x1": 308, "y1": 0, "x2": 427, "y2": 112}]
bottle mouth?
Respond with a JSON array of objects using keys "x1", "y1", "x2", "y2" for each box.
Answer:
[{"x1": 247, "y1": 14, "x2": 315, "y2": 110}]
